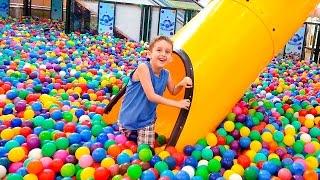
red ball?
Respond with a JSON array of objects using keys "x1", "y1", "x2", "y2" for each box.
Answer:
[
  {"x1": 63, "y1": 122, "x2": 76, "y2": 133},
  {"x1": 49, "y1": 159, "x2": 64, "y2": 172},
  {"x1": 237, "y1": 155, "x2": 251, "y2": 168},
  {"x1": 165, "y1": 146, "x2": 177, "y2": 155},
  {"x1": 94, "y1": 167, "x2": 111, "y2": 180},
  {"x1": 27, "y1": 160, "x2": 44, "y2": 174},
  {"x1": 95, "y1": 106, "x2": 105, "y2": 115},
  {"x1": 38, "y1": 169, "x2": 55, "y2": 180},
  {"x1": 172, "y1": 152, "x2": 184, "y2": 166},
  {"x1": 20, "y1": 127, "x2": 32, "y2": 137},
  {"x1": 299, "y1": 109, "x2": 308, "y2": 116},
  {"x1": 217, "y1": 136, "x2": 226, "y2": 145}
]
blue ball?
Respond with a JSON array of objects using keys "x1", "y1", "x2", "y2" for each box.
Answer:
[
  {"x1": 68, "y1": 133, "x2": 82, "y2": 144},
  {"x1": 164, "y1": 156, "x2": 176, "y2": 170},
  {"x1": 55, "y1": 121, "x2": 65, "y2": 131},
  {"x1": 183, "y1": 145, "x2": 194, "y2": 156},
  {"x1": 209, "y1": 173, "x2": 221, "y2": 180},
  {"x1": 262, "y1": 161, "x2": 278, "y2": 175},
  {"x1": 221, "y1": 158, "x2": 233, "y2": 169},
  {"x1": 11, "y1": 118, "x2": 22, "y2": 127},
  {"x1": 184, "y1": 156, "x2": 198, "y2": 168},
  {"x1": 222, "y1": 149, "x2": 235, "y2": 159},
  {"x1": 16, "y1": 167, "x2": 27, "y2": 176},
  {"x1": 51, "y1": 110, "x2": 62, "y2": 120},
  {"x1": 0, "y1": 147, "x2": 7, "y2": 157},
  {"x1": 258, "y1": 170, "x2": 271, "y2": 180},
  {"x1": 13, "y1": 135, "x2": 26, "y2": 145},
  {"x1": 176, "y1": 170, "x2": 190, "y2": 180},
  {"x1": 0, "y1": 157, "x2": 10, "y2": 168},
  {"x1": 92, "y1": 148, "x2": 106, "y2": 162},
  {"x1": 141, "y1": 170, "x2": 156, "y2": 180},
  {"x1": 150, "y1": 155, "x2": 161, "y2": 167},
  {"x1": 80, "y1": 130, "x2": 92, "y2": 142},
  {"x1": 116, "y1": 153, "x2": 131, "y2": 164},
  {"x1": 161, "y1": 170, "x2": 175, "y2": 179},
  {"x1": 239, "y1": 137, "x2": 251, "y2": 149},
  {"x1": 290, "y1": 162, "x2": 304, "y2": 175}
]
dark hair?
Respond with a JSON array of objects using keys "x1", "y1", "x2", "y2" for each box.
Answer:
[{"x1": 148, "y1": 36, "x2": 173, "y2": 51}]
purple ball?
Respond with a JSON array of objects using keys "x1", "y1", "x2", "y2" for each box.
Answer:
[
  {"x1": 210, "y1": 146, "x2": 220, "y2": 156},
  {"x1": 230, "y1": 141, "x2": 240, "y2": 151},
  {"x1": 231, "y1": 130, "x2": 240, "y2": 139},
  {"x1": 90, "y1": 142, "x2": 103, "y2": 151},
  {"x1": 65, "y1": 155, "x2": 77, "y2": 163},
  {"x1": 236, "y1": 114, "x2": 246, "y2": 122},
  {"x1": 27, "y1": 137, "x2": 40, "y2": 149}
]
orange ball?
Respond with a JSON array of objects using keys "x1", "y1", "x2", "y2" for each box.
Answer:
[
  {"x1": 27, "y1": 160, "x2": 44, "y2": 174},
  {"x1": 303, "y1": 170, "x2": 317, "y2": 180},
  {"x1": 107, "y1": 145, "x2": 121, "y2": 158}
]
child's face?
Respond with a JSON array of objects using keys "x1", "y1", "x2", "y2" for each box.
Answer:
[{"x1": 149, "y1": 40, "x2": 173, "y2": 68}]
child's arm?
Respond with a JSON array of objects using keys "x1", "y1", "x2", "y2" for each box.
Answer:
[
  {"x1": 167, "y1": 72, "x2": 193, "y2": 95},
  {"x1": 135, "y1": 64, "x2": 191, "y2": 109}
]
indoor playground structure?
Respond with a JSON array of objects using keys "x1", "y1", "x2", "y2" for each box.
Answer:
[{"x1": 0, "y1": 0, "x2": 319, "y2": 180}]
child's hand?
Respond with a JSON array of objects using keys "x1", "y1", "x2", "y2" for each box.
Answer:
[
  {"x1": 180, "y1": 77, "x2": 193, "y2": 88},
  {"x1": 177, "y1": 99, "x2": 191, "y2": 110}
]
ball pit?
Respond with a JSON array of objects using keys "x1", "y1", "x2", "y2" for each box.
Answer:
[{"x1": 0, "y1": 17, "x2": 319, "y2": 179}]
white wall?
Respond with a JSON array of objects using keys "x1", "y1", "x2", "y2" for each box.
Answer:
[
  {"x1": 115, "y1": 4, "x2": 141, "y2": 41},
  {"x1": 150, "y1": 7, "x2": 160, "y2": 40}
]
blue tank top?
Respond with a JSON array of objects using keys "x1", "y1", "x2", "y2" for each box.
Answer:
[{"x1": 118, "y1": 62, "x2": 169, "y2": 130}]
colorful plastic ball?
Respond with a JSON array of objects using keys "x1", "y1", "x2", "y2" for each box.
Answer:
[
  {"x1": 207, "y1": 159, "x2": 221, "y2": 173},
  {"x1": 92, "y1": 148, "x2": 106, "y2": 162},
  {"x1": 41, "y1": 142, "x2": 57, "y2": 157},
  {"x1": 206, "y1": 133, "x2": 217, "y2": 146},
  {"x1": 127, "y1": 164, "x2": 142, "y2": 180},
  {"x1": 278, "y1": 168, "x2": 292, "y2": 180},
  {"x1": 27, "y1": 159, "x2": 43, "y2": 174},
  {"x1": 75, "y1": 146, "x2": 90, "y2": 160},
  {"x1": 79, "y1": 155, "x2": 94, "y2": 168},
  {"x1": 49, "y1": 158, "x2": 64, "y2": 172},
  {"x1": 38, "y1": 169, "x2": 55, "y2": 180},
  {"x1": 28, "y1": 148, "x2": 42, "y2": 159},
  {"x1": 117, "y1": 153, "x2": 131, "y2": 164},
  {"x1": 138, "y1": 148, "x2": 153, "y2": 162},
  {"x1": 80, "y1": 167, "x2": 95, "y2": 180},
  {"x1": 141, "y1": 169, "x2": 156, "y2": 180},
  {"x1": 94, "y1": 167, "x2": 111, "y2": 180},
  {"x1": 60, "y1": 163, "x2": 76, "y2": 177},
  {"x1": 0, "y1": 165, "x2": 6, "y2": 178},
  {"x1": 244, "y1": 166, "x2": 258, "y2": 180},
  {"x1": 8, "y1": 147, "x2": 25, "y2": 162},
  {"x1": 181, "y1": 165, "x2": 195, "y2": 178},
  {"x1": 1, "y1": 128, "x2": 15, "y2": 140},
  {"x1": 201, "y1": 148, "x2": 213, "y2": 160}
]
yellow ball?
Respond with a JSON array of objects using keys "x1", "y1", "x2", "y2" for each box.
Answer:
[
  {"x1": 75, "y1": 147, "x2": 90, "y2": 160},
  {"x1": 240, "y1": 127, "x2": 250, "y2": 137},
  {"x1": 80, "y1": 167, "x2": 95, "y2": 180},
  {"x1": 250, "y1": 141, "x2": 262, "y2": 152},
  {"x1": 268, "y1": 153, "x2": 280, "y2": 160},
  {"x1": 101, "y1": 157, "x2": 115, "y2": 168},
  {"x1": 261, "y1": 132, "x2": 273, "y2": 143},
  {"x1": 265, "y1": 124, "x2": 275, "y2": 132},
  {"x1": 283, "y1": 135, "x2": 295, "y2": 146},
  {"x1": 224, "y1": 121, "x2": 235, "y2": 132},
  {"x1": 158, "y1": 150, "x2": 170, "y2": 160},
  {"x1": 89, "y1": 93, "x2": 97, "y2": 101},
  {"x1": 122, "y1": 149, "x2": 133, "y2": 156},
  {"x1": 206, "y1": 133, "x2": 217, "y2": 146},
  {"x1": 8, "y1": 147, "x2": 25, "y2": 162},
  {"x1": 1, "y1": 128, "x2": 14, "y2": 140},
  {"x1": 246, "y1": 150, "x2": 256, "y2": 161},
  {"x1": 304, "y1": 119, "x2": 314, "y2": 128},
  {"x1": 305, "y1": 156, "x2": 318, "y2": 169},
  {"x1": 24, "y1": 109, "x2": 35, "y2": 120},
  {"x1": 284, "y1": 125, "x2": 296, "y2": 135},
  {"x1": 23, "y1": 174, "x2": 38, "y2": 180},
  {"x1": 223, "y1": 170, "x2": 234, "y2": 179},
  {"x1": 231, "y1": 164, "x2": 244, "y2": 175},
  {"x1": 214, "y1": 156, "x2": 222, "y2": 161}
]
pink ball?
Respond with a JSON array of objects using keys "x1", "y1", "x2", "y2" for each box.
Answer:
[
  {"x1": 107, "y1": 133, "x2": 115, "y2": 140},
  {"x1": 9, "y1": 162, "x2": 23, "y2": 173},
  {"x1": 61, "y1": 105, "x2": 71, "y2": 111},
  {"x1": 278, "y1": 168, "x2": 292, "y2": 180},
  {"x1": 53, "y1": 150, "x2": 69, "y2": 162},
  {"x1": 115, "y1": 134, "x2": 127, "y2": 144},
  {"x1": 78, "y1": 155, "x2": 93, "y2": 168},
  {"x1": 304, "y1": 143, "x2": 315, "y2": 154},
  {"x1": 40, "y1": 157, "x2": 53, "y2": 168},
  {"x1": 300, "y1": 127, "x2": 309, "y2": 133},
  {"x1": 232, "y1": 106, "x2": 242, "y2": 115}
]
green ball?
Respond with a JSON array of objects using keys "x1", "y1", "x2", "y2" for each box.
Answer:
[
  {"x1": 253, "y1": 153, "x2": 267, "y2": 163},
  {"x1": 291, "y1": 120, "x2": 301, "y2": 130},
  {"x1": 249, "y1": 130, "x2": 261, "y2": 141},
  {"x1": 112, "y1": 175, "x2": 123, "y2": 180},
  {"x1": 273, "y1": 131, "x2": 284, "y2": 142},
  {"x1": 244, "y1": 166, "x2": 258, "y2": 179},
  {"x1": 196, "y1": 138, "x2": 207, "y2": 147},
  {"x1": 226, "y1": 113, "x2": 236, "y2": 121},
  {"x1": 309, "y1": 127, "x2": 320, "y2": 138},
  {"x1": 18, "y1": 90, "x2": 29, "y2": 99},
  {"x1": 91, "y1": 125, "x2": 103, "y2": 137},
  {"x1": 127, "y1": 164, "x2": 142, "y2": 180},
  {"x1": 191, "y1": 150, "x2": 202, "y2": 161},
  {"x1": 39, "y1": 131, "x2": 52, "y2": 141},
  {"x1": 33, "y1": 116, "x2": 45, "y2": 126},
  {"x1": 156, "y1": 135, "x2": 166, "y2": 146},
  {"x1": 195, "y1": 165, "x2": 209, "y2": 179},
  {"x1": 293, "y1": 140, "x2": 305, "y2": 153},
  {"x1": 62, "y1": 111, "x2": 73, "y2": 122},
  {"x1": 42, "y1": 119, "x2": 55, "y2": 130},
  {"x1": 42, "y1": 142, "x2": 57, "y2": 157},
  {"x1": 61, "y1": 163, "x2": 76, "y2": 177},
  {"x1": 55, "y1": 137, "x2": 69, "y2": 150},
  {"x1": 226, "y1": 135, "x2": 234, "y2": 144},
  {"x1": 208, "y1": 159, "x2": 221, "y2": 172},
  {"x1": 216, "y1": 128, "x2": 227, "y2": 136},
  {"x1": 201, "y1": 148, "x2": 213, "y2": 160},
  {"x1": 252, "y1": 116, "x2": 260, "y2": 125},
  {"x1": 138, "y1": 148, "x2": 153, "y2": 162},
  {"x1": 61, "y1": 93, "x2": 69, "y2": 100},
  {"x1": 6, "y1": 173, "x2": 23, "y2": 180},
  {"x1": 154, "y1": 161, "x2": 168, "y2": 174},
  {"x1": 112, "y1": 85, "x2": 120, "y2": 95},
  {"x1": 255, "y1": 112, "x2": 264, "y2": 121}
]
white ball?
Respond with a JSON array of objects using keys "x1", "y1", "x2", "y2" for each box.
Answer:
[
  {"x1": 39, "y1": 64, "x2": 46, "y2": 69},
  {"x1": 181, "y1": 165, "x2": 195, "y2": 178},
  {"x1": 59, "y1": 71, "x2": 66, "y2": 77},
  {"x1": 305, "y1": 114, "x2": 314, "y2": 120},
  {"x1": 70, "y1": 69, "x2": 77, "y2": 76},
  {"x1": 79, "y1": 115, "x2": 91, "y2": 123},
  {"x1": 198, "y1": 160, "x2": 208, "y2": 167},
  {"x1": 258, "y1": 101, "x2": 264, "y2": 106},
  {"x1": 0, "y1": 165, "x2": 6, "y2": 178},
  {"x1": 300, "y1": 133, "x2": 311, "y2": 143},
  {"x1": 28, "y1": 148, "x2": 43, "y2": 159},
  {"x1": 229, "y1": 173, "x2": 243, "y2": 180}
]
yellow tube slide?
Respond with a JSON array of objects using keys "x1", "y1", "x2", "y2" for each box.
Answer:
[{"x1": 106, "y1": 0, "x2": 319, "y2": 151}]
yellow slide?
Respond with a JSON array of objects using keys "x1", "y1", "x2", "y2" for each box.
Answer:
[{"x1": 105, "y1": 0, "x2": 319, "y2": 151}]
